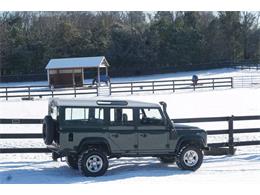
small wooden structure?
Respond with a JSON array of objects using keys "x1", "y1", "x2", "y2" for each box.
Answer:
[{"x1": 45, "y1": 56, "x2": 109, "y2": 88}]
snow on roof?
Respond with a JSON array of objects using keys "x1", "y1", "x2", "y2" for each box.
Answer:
[
  {"x1": 45, "y1": 56, "x2": 109, "y2": 70},
  {"x1": 49, "y1": 98, "x2": 160, "y2": 108}
]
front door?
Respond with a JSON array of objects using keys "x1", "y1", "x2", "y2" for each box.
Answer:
[{"x1": 137, "y1": 108, "x2": 170, "y2": 153}]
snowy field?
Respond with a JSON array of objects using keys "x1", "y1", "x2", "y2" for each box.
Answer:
[{"x1": 1, "y1": 68, "x2": 260, "y2": 185}]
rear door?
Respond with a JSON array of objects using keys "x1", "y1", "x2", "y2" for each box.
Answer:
[
  {"x1": 108, "y1": 108, "x2": 138, "y2": 153},
  {"x1": 137, "y1": 108, "x2": 170, "y2": 153},
  {"x1": 60, "y1": 107, "x2": 107, "y2": 148}
]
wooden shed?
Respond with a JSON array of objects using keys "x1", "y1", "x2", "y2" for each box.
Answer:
[{"x1": 45, "y1": 56, "x2": 109, "y2": 88}]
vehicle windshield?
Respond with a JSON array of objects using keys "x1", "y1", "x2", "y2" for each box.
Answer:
[{"x1": 140, "y1": 108, "x2": 164, "y2": 125}]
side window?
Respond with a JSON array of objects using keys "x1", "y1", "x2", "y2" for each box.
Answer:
[
  {"x1": 139, "y1": 108, "x2": 164, "y2": 125},
  {"x1": 65, "y1": 108, "x2": 89, "y2": 120},
  {"x1": 64, "y1": 107, "x2": 104, "y2": 124},
  {"x1": 110, "y1": 108, "x2": 134, "y2": 125},
  {"x1": 94, "y1": 108, "x2": 104, "y2": 120}
]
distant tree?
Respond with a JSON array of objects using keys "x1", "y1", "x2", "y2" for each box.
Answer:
[
  {"x1": 240, "y1": 12, "x2": 259, "y2": 59},
  {"x1": 0, "y1": 11, "x2": 259, "y2": 78},
  {"x1": 218, "y1": 12, "x2": 243, "y2": 61}
]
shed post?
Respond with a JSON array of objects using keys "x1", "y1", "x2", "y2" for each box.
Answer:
[
  {"x1": 72, "y1": 69, "x2": 75, "y2": 87},
  {"x1": 97, "y1": 66, "x2": 100, "y2": 87},
  {"x1": 82, "y1": 68, "x2": 84, "y2": 85},
  {"x1": 105, "y1": 66, "x2": 108, "y2": 76},
  {"x1": 47, "y1": 69, "x2": 50, "y2": 86}
]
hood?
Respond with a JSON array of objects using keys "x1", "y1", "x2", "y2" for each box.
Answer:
[{"x1": 174, "y1": 124, "x2": 203, "y2": 131}]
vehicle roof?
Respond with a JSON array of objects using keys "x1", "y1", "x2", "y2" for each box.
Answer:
[{"x1": 49, "y1": 98, "x2": 161, "y2": 108}]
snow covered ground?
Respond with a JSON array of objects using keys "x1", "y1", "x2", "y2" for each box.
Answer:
[{"x1": 1, "y1": 68, "x2": 260, "y2": 184}]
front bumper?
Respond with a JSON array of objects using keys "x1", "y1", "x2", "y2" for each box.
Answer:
[{"x1": 202, "y1": 146, "x2": 210, "y2": 151}]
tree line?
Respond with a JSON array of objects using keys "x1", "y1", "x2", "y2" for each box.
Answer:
[{"x1": 0, "y1": 11, "x2": 260, "y2": 78}]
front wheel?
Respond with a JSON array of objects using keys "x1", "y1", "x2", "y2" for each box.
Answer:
[
  {"x1": 78, "y1": 150, "x2": 108, "y2": 177},
  {"x1": 176, "y1": 146, "x2": 203, "y2": 171}
]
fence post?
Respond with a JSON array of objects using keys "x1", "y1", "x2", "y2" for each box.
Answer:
[
  {"x1": 28, "y1": 86, "x2": 31, "y2": 99},
  {"x1": 228, "y1": 115, "x2": 235, "y2": 155},
  {"x1": 74, "y1": 85, "x2": 76, "y2": 98},
  {"x1": 51, "y1": 87, "x2": 54, "y2": 98},
  {"x1": 212, "y1": 78, "x2": 215, "y2": 90},
  {"x1": 172, "y1": 81, "x2": 175, "y2": 92},
  {"x1": 109, "y1": 82, "x2": 112, "y2": 95},
  {"x1": 231, "y1": 77, "x2": 234, "y2": 88},
  {"x1": 152, "y1": 81, "x2": 154, "y2": 94},
  {"x1": 5, "y1": 87, "x2": 8, "y2": 100},
  {"x1": 131, "y1": 82, "x2": 133, "y2": 95}
]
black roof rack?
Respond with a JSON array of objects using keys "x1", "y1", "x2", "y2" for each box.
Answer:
[{"x1": 96, "y1": 100, "x2": 128, "y2": 106}]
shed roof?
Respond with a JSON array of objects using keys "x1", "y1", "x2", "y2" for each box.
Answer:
[{"x1": 45, "y1": 56, "x2": 109, "y2": 70}]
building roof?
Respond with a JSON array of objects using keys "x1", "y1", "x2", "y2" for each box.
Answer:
[
  {"x1": 49, "y1": 98, "x2": 160, "y2": 108},
  {"x1": 45, "y1": 56, "x2": 109, "y2": 70}
]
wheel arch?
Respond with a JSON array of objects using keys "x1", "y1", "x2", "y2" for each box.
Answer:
[
  {"x1": 175, "y1": 136, "x2": 206, "y2": 153},
  {"x1": 77, "y1": 137, "x2": 111, "y2": 155}
]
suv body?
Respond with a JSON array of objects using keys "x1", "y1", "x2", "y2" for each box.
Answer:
[{"x1": 43, "y1": 98, "x2": 208, "y2": 176}]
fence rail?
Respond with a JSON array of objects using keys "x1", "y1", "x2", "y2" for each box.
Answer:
[
  {"x1": 110, "y1": 77, "x2": 232, "y2": 95},
  {"x1": 0, "y1": 84, "x2": 98, "y2": 100},
  {"x1": 0, "y1": 77, "x2": 233, "y2": 99},
  {"x1": 1, "y1": 115, "x2": 260, "y2": 155}
]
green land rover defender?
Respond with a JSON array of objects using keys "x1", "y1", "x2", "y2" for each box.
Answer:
[{"x1": 43, "y1": 98, "x2": 208, "y2": 177}]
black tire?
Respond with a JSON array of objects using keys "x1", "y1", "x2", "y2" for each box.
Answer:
[
  {"x1": 78, "y1": 149, "x2": 108, "y2": 177},
  {"x1": 158, "y1": 156, "x2": 176, "y2": 164},
  {"x1": 176, "y1": 145, "x2": 203, "y2": 171},
  {"x1": 42, "y1": 115, "x2": 55, "y2": 145},
  {"x1": 66, "y1": 155, "x2": 78, "y2": 169}
]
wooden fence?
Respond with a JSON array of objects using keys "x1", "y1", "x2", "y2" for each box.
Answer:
[
  {"x1": 1, "y1": 115, "x2": 260, "y2": 155},
  {"x1": 109, "y1": 77, "x2": 233, "y2": 95},
  {"x1": 0, "y1": 77, "x2": 233, "y2": 100},
  {"x1": 233, "y1": 75, "x2": 260, "y2": 88},
  {"x1": 0, "y1": 84, "x2": 98, "y2": 100}
]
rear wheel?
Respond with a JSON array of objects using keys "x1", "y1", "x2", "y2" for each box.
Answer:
[
  {"x1": 66, "y1": 155, "x2": 78, "y2": 170},
  {"x1": 78, "y1": 149, "x2": 108, "y2": 177},
  {"x1": 176, "y1": 145, "x2": 203, "y2": 171}
]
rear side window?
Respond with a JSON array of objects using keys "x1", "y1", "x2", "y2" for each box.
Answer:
[
  {"x1": 110, "y1": 108, "x2": 134, "y2": 126},
  {"x1": 65, "y1": 107, "x2": 104, "y2": 124},
  {"x1": 65, "y1": 108, "x2": 89, "y2": 120}
]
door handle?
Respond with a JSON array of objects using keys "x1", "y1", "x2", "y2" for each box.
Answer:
[
  {"x1": 140, "y1": 133, "x2": 147, "y2": 137},
  {"x1": 111, "y1": 134, "x2": 119, "y2": 138}
]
